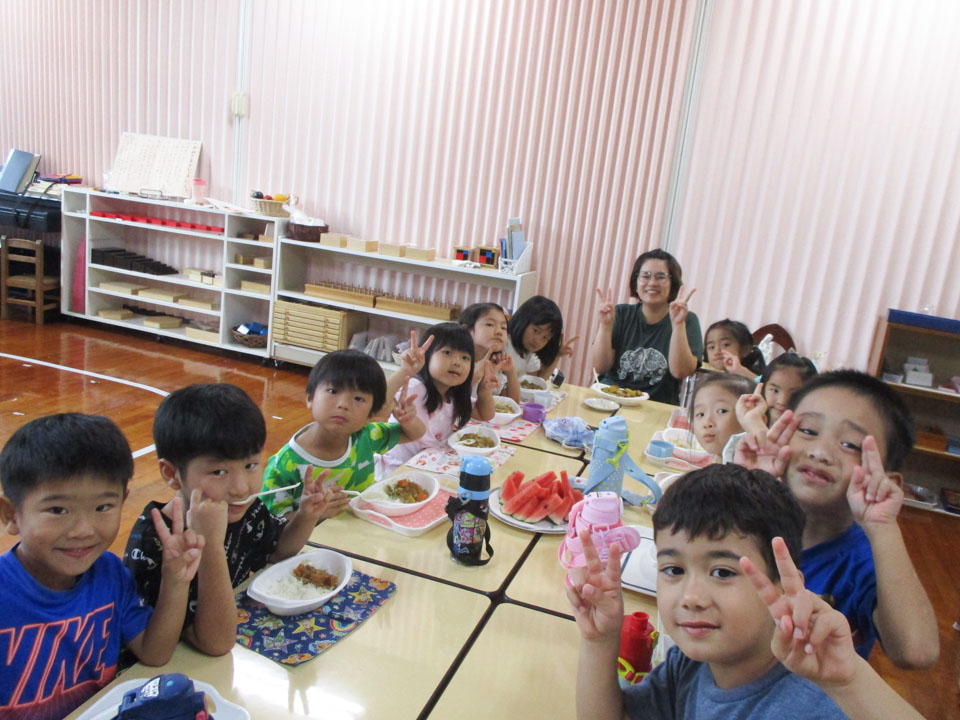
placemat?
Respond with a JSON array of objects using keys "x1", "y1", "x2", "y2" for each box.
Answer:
[
  {"x1": 465, "y1": 418, "x2": 540, "y2": 443},
  {"x1": 404, "y1": 443, "x2": 516, "y2": 474},
  {"x1": 235, "y1": 571, "x2": 396, "y2": 666}
]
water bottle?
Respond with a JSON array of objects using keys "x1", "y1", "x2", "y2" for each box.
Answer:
[{"x1": 445, "y1": 456, "x2": 494, "y2": 565}]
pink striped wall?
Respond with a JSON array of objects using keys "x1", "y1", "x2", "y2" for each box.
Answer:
[{"x1": 671, "y1": 0, "x2": 960, "y2": 370}]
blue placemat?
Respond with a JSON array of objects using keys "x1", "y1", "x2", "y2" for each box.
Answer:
[{"x1": 235, "y1": 570, "x2": 397, "y2": 665}]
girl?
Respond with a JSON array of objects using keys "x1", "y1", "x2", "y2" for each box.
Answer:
[
  {"x1": 379, "y1": 323, "x2": 495, "y2": 475},
  {"x1": 460, "y1": 302, "x2": 520, "y2": 402},
  {"x1": 689, "y1": 372, "x2": 755, "y2": 458},
  {"x1": 759, "y1": 352, "x2": 818, "y2": 424},
  {"x1": 505, "y1": 295, "x2": 577, "y2": 380},
  {"x1": 703, "y1": 319, "x2": 765, "y2": 379}
]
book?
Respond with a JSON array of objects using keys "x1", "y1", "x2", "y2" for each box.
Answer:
[{"x1": 0, "y1": 149, "x2": 41, "y2": 194}]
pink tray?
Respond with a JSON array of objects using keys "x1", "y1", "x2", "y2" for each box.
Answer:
[{"x1": 349, "y1": 486, "x2": 456, "y2": 537}]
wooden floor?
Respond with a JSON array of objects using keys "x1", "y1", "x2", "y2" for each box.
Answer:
[{"x1": 0, "y1": 317, "x2": 957, "y2": 718}]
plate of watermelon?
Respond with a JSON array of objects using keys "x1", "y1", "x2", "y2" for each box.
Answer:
[{"x1": 491, "y1": 470, "x2": 585, "y2": 534}]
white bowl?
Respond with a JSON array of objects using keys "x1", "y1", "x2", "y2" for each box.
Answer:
[
  {"x1": 589, "y1": 382, "x2": 649, "y2": 406},
  {"x1": 491, "y1": 395, "x2": 522, "y2": 425},
  {"x1": 518, "y1": 374, "x2": 549, "y2": 402},
  {"x1": 583, "y1": 396, "x2": 619, "y2": 412},
  {"x1": 448, "y1": 425, "x2": 501, "y2": 456},
  {"x1": 358, "y1": 472, "x2": 439, "y2": 516},
  {"x1": 247, "y1": 549, "x2": 352, "y2": 616}
]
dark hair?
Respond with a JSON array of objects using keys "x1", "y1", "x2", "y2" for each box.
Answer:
[
  {"x1": 688, "y1": 372, "x2": 755, "y2": 426},
  {"x1": 704, "y1": 319, "x2": 765, "y2": 374},
  {"x1": 507, "y1": 295, "x2": 563, "y2": 366},
  {"x1": 417, "y1": 323, "x2": 475, "y2": 429},
  {"x1": 787, "y1": 369, "x2": 914, "y2": 471},
  {"x1": 0, "y1": 413, "x2": 133, "y2": 508},
  {"x1": 760, "y1": 352, "x2": 818, "y2": 389},
  {"x1": 154, "y1": 384, "x2": 266, "y2": 475},
  {"x1": 459, "y1": 302, "x2": 507, "y2": 332},
  {"x1": 628, "y1": 248, "x2": 683, "y2": 303},
  {"x1": 306, "y1": 349, "x2": 387, "y2": 414},
  {"x1": 653, "y1": 464, "x2": 805, "y2": 582}
]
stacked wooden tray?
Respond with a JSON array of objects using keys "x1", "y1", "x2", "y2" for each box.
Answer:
[{"x1": 272, "y1": 300, "x2": 368, "y2": 353}]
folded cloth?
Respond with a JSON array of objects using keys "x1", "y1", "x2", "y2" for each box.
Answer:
[{"x1": 235, "y1": 570, "x2": 397, "y2": 666}]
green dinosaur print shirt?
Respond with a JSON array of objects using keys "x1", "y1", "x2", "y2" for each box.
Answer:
[{"x1": 261, "y1": 422, "x2": 403, "y2": 514}]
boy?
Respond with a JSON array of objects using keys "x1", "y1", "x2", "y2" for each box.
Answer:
[
  {"x1": 568, "y1": 464, "x2": 924, "y2": 719},
  {"x1": 736, "y1": 370, "x2": 938, "y2": 668},
  {"x1": 0, "y1": 414, "x2": 201, "y2": 720},
  {"x1": 261, "y1": 349, "x2": 425, "y2": 517},
  {"x1": 124, "y1": 383, "x2": 331, "y2": 657}
]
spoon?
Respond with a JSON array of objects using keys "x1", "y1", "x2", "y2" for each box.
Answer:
[
  {"x1": 228, "y1": 481, "x2": 301, "y2": 505},
  {"x1": 592, "y1": 367, "x2": 601, "y2": 386}
]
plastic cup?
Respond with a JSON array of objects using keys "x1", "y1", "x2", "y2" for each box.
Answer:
[{"x1": 192, "y1": 178, "x2": 207, "y2": 204}]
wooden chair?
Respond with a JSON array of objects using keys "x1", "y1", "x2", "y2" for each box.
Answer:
[
  {"x1": 1, "y1": 236, "x2": 60, "y2": 324},
  {"x1": 752, "y1": 323, "x2": 797, "y2": 353}
]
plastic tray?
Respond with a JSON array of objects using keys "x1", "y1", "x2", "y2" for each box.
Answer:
[
  {"x1": 349, "y1": 482, "x2": 456, "y2": 536},
  {"x1": 619, "y1": 525, "x2": 657, "y2": 597}
]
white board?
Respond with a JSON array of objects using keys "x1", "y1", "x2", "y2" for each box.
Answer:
[{"x1": 107, "y1": 132, "x2": 201, "y2": 199}]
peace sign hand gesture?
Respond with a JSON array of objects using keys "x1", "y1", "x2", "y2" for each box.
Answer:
[
  {"x1": 846, "y1": 436, "x2": 904, "y2": 528},
  {"x1": 154, "y1": 495, "x2": 204, "y2": 585},
  {"x1": 399, "y1": 330, "x2": 434, "y2": 378},
  {"x1": 393, "y1": 379, "x2": 419, "y2": 427},
  {"x1": 559, "y1": 335, "x2": 579, "y2": 359},
  {"x1": 669, "y1": 286, "x2": 696, "y2": 327},
  {"x1": 735, "y1": 382, "x2": 769, "y2": 435},
  {"x1": 596, "y1": 288, "x2": 615, "y2": 328}
]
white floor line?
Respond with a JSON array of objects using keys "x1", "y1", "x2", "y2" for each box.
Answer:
[
  {"x1": 0, "y1": 352, "x2": 169, "y2": 397},
  {"x1": 132, "y1": 445, "x2": 156, "y2": 459}
]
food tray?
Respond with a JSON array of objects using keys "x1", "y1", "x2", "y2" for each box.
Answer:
[
  {"x1": 488, "y1": 487, "x2": 568, "y2": 535},
  {"x1": 590, "y1": 382, "x2": 649, "y2": 406},
  {"x1": 349, "y1": 484, "x2": 456, "y2": 536}
]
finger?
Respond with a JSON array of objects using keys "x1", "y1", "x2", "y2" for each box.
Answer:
[
  {"x1": 418, "y1": 333, "x2": 434, "y2": 354},
  {"x1": 684, "y1": 287, "x2": 697, "y2": 302},
  {"x1": 399, "y1": 379, "x2": 409, "y2": 406},
  {"x1": 151, "y1": 507, "x2": 171, "y2": 543},
  {"x1": 578, "y1": 528, "x2": 603, "y2": 577},
  {"x1": 754, "y1": 382, "x2": 764, "y2": 397},
  {"x1": 770, "y1": 536, "x2": 805, "y2": 597},
  {"x1": 740, "y1": 554, "x2": 781, "y2": 610},
  {"x1": 182, "y1": 527, "x2": 199, "y2": 550},
  {"x1": 409, "y1": 329, "x2": 418, "y2": 350},
  {"x1": 482, "y1": 347, "x2": 493, "y2": 363},
  {"x1": 772, "y1": 445, "x2": 792, "y2": 477},
  {"x1": 595, "y1": 288, "x2": 605, "y2": 302},
  {"x1": 566, "y1": 335, "x2": 580, "y2": 348}
]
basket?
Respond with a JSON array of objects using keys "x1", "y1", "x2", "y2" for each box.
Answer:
[
  {"x1": 288, "y1": 220, "x2": 330, "y2": 242},
  {"x1": 252, "y1": 198, "x2": 289, "y2": 217},
  {"x1": 232, "y1": 327, "x2": 268, "y2": 347},
  {"x1": 498, "y1": 242, "x2": 533, "y2": 275}
]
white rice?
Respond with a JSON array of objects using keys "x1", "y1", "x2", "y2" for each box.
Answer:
[{"x1": 264, "y1": 573, "x2": 331, "y2": 601}]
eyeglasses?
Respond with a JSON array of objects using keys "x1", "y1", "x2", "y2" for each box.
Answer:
[{"x1": 638, "y1": 272, "x2": 669, "y2": 283}]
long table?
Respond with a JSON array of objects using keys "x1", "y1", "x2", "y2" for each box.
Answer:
[{"x1": 67, "y1": 389, "x2": 677, "y2": 719}]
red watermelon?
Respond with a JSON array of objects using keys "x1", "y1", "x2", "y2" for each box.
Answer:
[{"x1": 500, "y1": 471, "x2": 524, "y2": 501}]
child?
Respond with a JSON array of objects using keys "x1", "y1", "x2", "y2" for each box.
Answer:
[
  {"x1": 262, "y1": 349, "x2": 425, "y2": 518},
  {"x1": 379, "y1": 323, "x2": 493, "y2": 476},
  {"x1": 0, "y1": 414, "x2": 201, "y2": 719},
  {"x1": 567, "y1": 464, "x2": 925, "y2": 720},
  {"x1": 703, "y1": 318, "x2": 765, "y2": 378},
  {"x1": 460, "y1": 302, "x2": 521, "y2": 402},
  {"x1": 124, "y1": 383, "x2": 333, "y2": 657},
  {"x1": 735, "y1": 370, "x2": 939, "y2": 669},
  {"x1": 689, "y1": 372, "x2": 755, "y2": 458},
  {"x1": 505, "y1": 295, "x2": 577, "y2": 380},
  {"x1": 759, "y1": 352, "x2": 818, "y2": 424}
]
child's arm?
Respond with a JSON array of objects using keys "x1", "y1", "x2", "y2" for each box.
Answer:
[
  {"x1": 733, "y1": 409, "x2": 798, "y2": 477},
  {"x1": 667, "y1": 286, "x2": 699, "y2": 379},
  {"x1": 127, "y1": 496, "x2": 203, "y2": 665},
  {"x1": 565, "y1": 529, "x2": 629, "y2": 720},
  {"x1": 536, "y1": 335, "x2": 578, "y2": 380},
  {"x1": 393, "y1": 379, "x2": 427, "y2": 443},
  {"x1": 372, "y1": 331, "x2": 434, "y2": 422},
  {"x1": 271, "y1": 469, "x2": 333, "y2": 561},
  {"x1": 719, "y1": 350, "x2": 759, "y2": 380},
  {"x1": 472, "y1": 357, "x2": 497, "y2": 420},
  {"x1": 743, "y1": 537, "x2": 925, "y2": 720},
  {"x1": 590, "y1": 288, "x2": 617, "y2": 374},
  {"x1": 735, "y1": 383, "x2": 769, "y2": 436},
  {"x1": 848, "y1": 437, "x2": 939, "y2": 669}
]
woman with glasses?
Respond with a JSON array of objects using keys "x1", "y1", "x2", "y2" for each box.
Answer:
[{"x1": 590, "y1": 249, "x2": 701, "y2": 405}]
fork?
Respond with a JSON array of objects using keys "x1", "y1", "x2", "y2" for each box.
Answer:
[{"x1": 228, "y1": 481, "x2": 301, "y2": 505}]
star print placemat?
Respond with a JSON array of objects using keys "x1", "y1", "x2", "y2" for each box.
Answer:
[
  {"x1": 465, "y1": 418, "x2": 540, "y2": 443},
  {"x1": 235, "y1": 571, "x2": 396, "y2": 666}
]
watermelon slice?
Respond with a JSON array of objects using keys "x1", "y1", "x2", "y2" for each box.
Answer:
[
  {"x1": 548, "y1": 472, "x2": 574, "y2": 524},
  {"x1": 525, "y1": 492, "x2": 567, "y2": 523},
  {"x1": 500, "y1": 471, "x2": 524, "y2": 502},
  {"x1": 501, "y1": 476, "x2": 547, "y2": 516}
]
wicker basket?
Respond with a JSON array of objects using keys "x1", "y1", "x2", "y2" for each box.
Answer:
[
  {"x1": 251, "y1": 198, "x2": 289, "y2": 217},
  {"x1": 232, "y1": 327, "x2": 268, "y2": 348},
  {"x1": 288, "y1": 220, "x2": 330, "y2": 242}
]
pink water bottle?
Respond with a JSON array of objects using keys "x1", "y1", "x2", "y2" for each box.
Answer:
[{"x1": 558, "y1": 491, "x2": 641, "y2": 586}]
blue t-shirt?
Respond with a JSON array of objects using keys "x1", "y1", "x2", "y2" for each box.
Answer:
[
  {"x1": 623, "y1": 645, "x2": 847, "y2": 719},
  {"x1": 0, "y1": 547, "x2": 152, "y2": 720},
  {"x1": 801, "y1": 523, "x2": 877, "y2": 659}
]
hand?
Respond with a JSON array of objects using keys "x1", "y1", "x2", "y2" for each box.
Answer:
[
  {"x1": 185, "y1": 488, "x2": 229, "y2": 546},
  {"x1": 297, "y1": 467, "x2": 332, "y2": 520},
  {"x1": 736, "y1": 383, "x2": 769, "y2": 435},
  {"x1": 733, "y1": 409, "x2": 798, "y2": 477},
  {"x1": 559, "y1": 334, "x2": 579, "y2": 359},
  {"x1": 492, "y1": 350, "x2": 516, "y2": 376},
  {"x1": 596, "y1": 288, "x2": 615, "y2": 328},
  {"x1": 393, "y1": 379, "x2": 419, "y2": 426},
  {"x1": 668, "y1": 286, "x2": 696, "y2": 327},
  {"x1": 847, "y1": 436, "x2": 903, "y2": 528},
  {"x1": 565, "y1": 528, "x2": 624, "y2": 642},
  {"x1": 480, "y1": 351, "x2": 500, "y2": 393},
  {"x1": 719, "y1": 349, "x2": 744, "y2": 374},
  {"x1": 155, "y1": 495, "x2": 204, "y2": 584},
  {"x1": 305, "y1": 467, "x2": 353, "y2": 520},
  {"x1": 399, "y1": 330, "x2": 434, "y2": 378},
  {"x1": 742, "y1": 537, "x2": 858, "y2": 686}
]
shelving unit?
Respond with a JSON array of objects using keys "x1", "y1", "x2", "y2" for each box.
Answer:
[{"x1": 870, "y1": 309, "x2": 960, "y2": 516}]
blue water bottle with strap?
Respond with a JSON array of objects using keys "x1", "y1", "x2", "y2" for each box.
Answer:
[{"x1": 445, "y1": 456, "x2": 494, "y2": 565}]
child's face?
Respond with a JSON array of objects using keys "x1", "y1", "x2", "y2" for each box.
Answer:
[
  {"x1": 704, "y1": 328, "x2": 742, "y2": 368},
  {"x1": 656, "y1": 528, "x2": 776, "y2": 688},
  {"x1": 173, "y1": 454, "x2": 264, "y2": 523},
  {"x1": 470, "y1": 310, "x2": 508, "y2": 355},
  {"x1": 784, "y1": 386, "x2": 890, "y2": 512},
  {"x1": 307, "y1": 383, "x2": 375, "y2": 437},
  {"x1": 635, "y1": 259, "x2": 672, "y2": 306},
  {"x1": 521, "y1": 323, "x2": 554, "y2": 354},
  {"x1": 692, "y1": 384, "x2": 742, "y2": 456},
  {"x1": 2, "y1": 476, "x2": 124, "y2": 591},
  {"x1": 428, "y1": 345, "x2": 472, "y2": 392},
  {"x1": 763, "y1": 368, "x2": 805, "y2": 423}
]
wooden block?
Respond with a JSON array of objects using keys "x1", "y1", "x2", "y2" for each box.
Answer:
[
  {"x1": 253, "y1": 256, "x2": 272, "y2": 269},
  {"x1": 303, "y1": 284, "x2": 377, "y2": 307},
  {"x1": 378, "y1": 243, "x2": 406, "y2": 257},
  {"x1": 177, "y1": 297, "x2": 218, "y2": 311},
  {"x1": 184, "y1": 267, "x2": 206, "y2": 282},
  {"x1": 258, "y1": 234, "x2": 274, "y2": 244},
  {"x1": 345, "y1": 236, "x2": 379, "y2": 253},
  {"x1": 241, "y1": 280, "x2": 271, "y2": 295},
  {"x1": 320, "y1": 233, "x2": 347, "y2": 248},
  {"x1": 404, "y1": 246, "x2": 436, "y2": 262},
  {"x1": 98, "y1": 308, "x2": 136, "y2": 320},
  {"x1": 185, "y1": 326, "x2": 221, "y2": 343},
  {"x1": 143, "y1": 316, "x2": 182, "y2": 329},
  {"x1": 98, "y1": 281, "x2": 148, "y2": 295},
  {"x1": 236, "y1": 233, "x2": 257, "y2": 240},
  {"x1": 138, "y1": 288, "x2": 188, "y2": 303},
  {"x1": 235, "y1": 253, "x2": 255, "y2": 265},
  {"x1": 476, "y1": 245, "x2": 500, "y2": 267},
  {"x1": 200, "y1": 272, "x2": 223, "y2": 287},
  {"x1": 454, "y1": 246, "x2": 473, "y2": 262},
  {"x1": 374, "y1": 296, "x2": 458, "y2": 320}
]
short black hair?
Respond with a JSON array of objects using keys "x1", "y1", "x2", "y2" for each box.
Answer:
[
  {"x1": 153, "y1": 383, "x2": 266, "y2": 475},
  {"x1": 306, "y1": 349, "x2": 386, "y2": 413},
  {"x1": 689, "y1": 372, "x2": 756, "y2": 426},
  {"x1": 507, "y1": 295, "x2": 563, "y2": 367},
  {"x1": 787, "y1": 369, "x2": 914, "y2": 471},
  {"x1": 629, "y1": 248, "x2": 683, "y2": 303},
  {"x1": 0, "y1": 413, "x2": 133, "y2": 508},
  {"x1": 760, "y1": 352, "x2": 818, "y2": 388},
  {"x1": 653, "y1": 464, "x2": 805, "y2": 582},
  {"x1": 459, "y1": 302, "x2": 507, "y2": 331},
  {"x1": 417, "y1": 322, "x2": 475, "y2": 429}
]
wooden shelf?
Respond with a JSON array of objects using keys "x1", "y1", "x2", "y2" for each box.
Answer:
[
  {"x1": 913, "y1": 445, "x2": 960, "y2": 462},
  {"x1": 884, "y1": 381, "x2": 960, "y2": 404}
]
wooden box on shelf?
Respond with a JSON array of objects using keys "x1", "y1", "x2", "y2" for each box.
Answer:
[
  {"x1": 143, "y1": 315, "x2": 183, "y2": 329},
  {"x1": 272, "y1": 299, "x2": 368, "y2": 353},
  {"x1": 177, "y1": 297, "x2": 218, "y2": 311},
  {"x1": 404, "y1": 246, "x2": 436, "y2": 262},
  {"x1": 241, "y1": 280, "x2": 271, "y2": 295},
  {"x1": 320, "y1": 234, "x2": 348, "y2": 248},
  {"x1": 185, "y1": 326, "x2": 221, "y2": 343},
  {"x1": 345, "y1": 237, "x2": 379, "y2": 253},
  {"x1": 253, "y1": 257, "x2": 272, "y2": 269},
  {"x1": 303, "y1": 283, "x2": 377, "y2": 307},
  {"x1": 98, "y1": 281, "x2": 147, "y2": 295},
  {"x1": 138, "y1": 288, "x2": 188, "y2": 303},
  {"x1": 98, "y1": 308, "x2": 137, "y2": 320},
  {"x1": 374, "y1": 296, "x2": 459, "y2": 320},
  {"x1": 378, "y1": 243, "x2": 406, "y2": 257}
]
